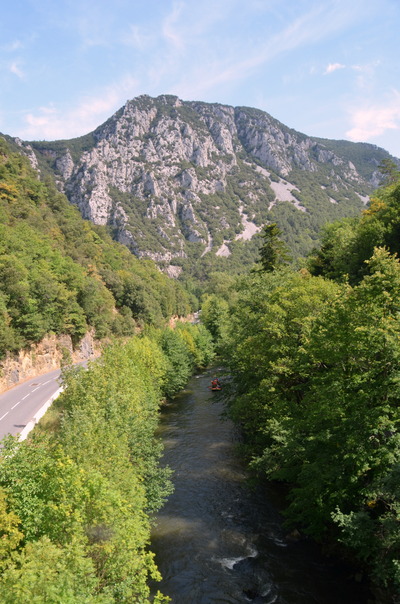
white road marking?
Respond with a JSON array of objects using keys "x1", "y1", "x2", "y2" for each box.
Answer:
[
  {"x1": 0, "y1": 411, "x2": 9, "y2": 421},
  {"x1": 11, "y1": 400, "x2": 21, "y2": 409},
  {"x1": 21, "y1": 394, "x2": 30, "y2": 400}
]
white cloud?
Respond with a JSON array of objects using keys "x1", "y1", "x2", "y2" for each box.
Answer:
[
  {"x1": 352, "y1": 60, "x2": 380, "y2": 73},
  {"x1": 346, "y1": 91, "x2": 400, "y2": 142},
  {"x1": 18, "y1": 76, "x2": 138, "y2": 140},
  {"x1": 324, "y1": 62, "x2": 346, "y2": 75},
  {"x1": 10, "y1": 62, "x2": 24, "y2": 79},
  {"x1": 162, "y1": 2, "x2": 185, "y2": 50},
  {"x1": 351, "y1": 60, "x2": 380, "y2": 90},
  {"x1": 3, "y1": 40, "x2": 23, "y2": 52},
  {"x1": 122, "y1": 24, "x2": 153, "y2": 51}
]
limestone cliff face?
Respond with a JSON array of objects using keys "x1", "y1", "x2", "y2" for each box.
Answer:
[
  {"x1": 25, "y1": 94, "x2": 390, "y2": 266},
  {"x1": 0, "y1": 332, "x2": 99, "y2": 394}
]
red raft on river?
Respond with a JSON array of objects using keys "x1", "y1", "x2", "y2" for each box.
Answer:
[{"x1": 209, "y1": 378, "x2": 222, "y2": 391}]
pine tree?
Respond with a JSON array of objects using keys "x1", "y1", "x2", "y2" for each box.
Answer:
[{"x1": 258, "y1": 223, "x2": 291, "y2": 272}]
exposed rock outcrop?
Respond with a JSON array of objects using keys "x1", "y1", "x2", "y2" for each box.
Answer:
[{"x1": 0, "y1": 332, "x2": 100, "y2": 394}]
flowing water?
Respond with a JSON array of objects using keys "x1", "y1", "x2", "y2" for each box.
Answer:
[{"x1": 151, "y1": 369, "x2": 371, "y2": 603}]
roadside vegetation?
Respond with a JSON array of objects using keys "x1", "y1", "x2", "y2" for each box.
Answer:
[{"x1": 0, "y1": 324, "x2": 214, "y2": 602}]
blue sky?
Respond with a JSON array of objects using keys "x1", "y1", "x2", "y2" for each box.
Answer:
[{"x1": 1, "y1": 0, "x2": 399, "y2": 157}]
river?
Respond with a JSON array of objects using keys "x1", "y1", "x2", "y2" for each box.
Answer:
[{"x1": 151, "y1": 368, "x2": 371, "y2": 603}]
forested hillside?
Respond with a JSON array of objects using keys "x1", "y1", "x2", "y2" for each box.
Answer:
[
  {"x1": 0, "y1": 137, "x2": 193, "y2": 360},
  {"x1": 204, "y1": 174, "x2": 400, "y2": 599}
]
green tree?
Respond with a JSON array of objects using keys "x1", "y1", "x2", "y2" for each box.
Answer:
[
  {"x1": 258, "y1": 223, "x2": 291, "y2": 272},
  {"x1": 0, "y1": 488, "x2": 23, "y2": 571},
  {"x1": 378, "y1": 158, "x2": 400, "y2": 185},
  {"x1": 159, "y1": 328, "x2": 193, "y2": 397},
  {"x1": 0, "y1": 537, "x2": 108, "y2": 604},
  {"x1": 200, "y1": 294, "x2": 230, "y2": 343}
]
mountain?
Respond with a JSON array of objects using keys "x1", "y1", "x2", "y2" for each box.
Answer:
[{"x1": 13, "y1": 94, "x2": 398, "y2": 277}]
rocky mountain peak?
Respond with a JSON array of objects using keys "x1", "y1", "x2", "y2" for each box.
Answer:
[{"x1": 23, "y1": 94, "x2": 395, "y2": 272}]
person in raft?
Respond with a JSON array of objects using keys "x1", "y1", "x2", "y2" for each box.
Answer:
[{"x1": 210, "y1": 378, "x2": 221, "y2": 390}]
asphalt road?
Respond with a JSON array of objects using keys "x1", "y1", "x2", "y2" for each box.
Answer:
[{"x1": 0, "y1": 368, "x2": 64, "y2": 441}]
